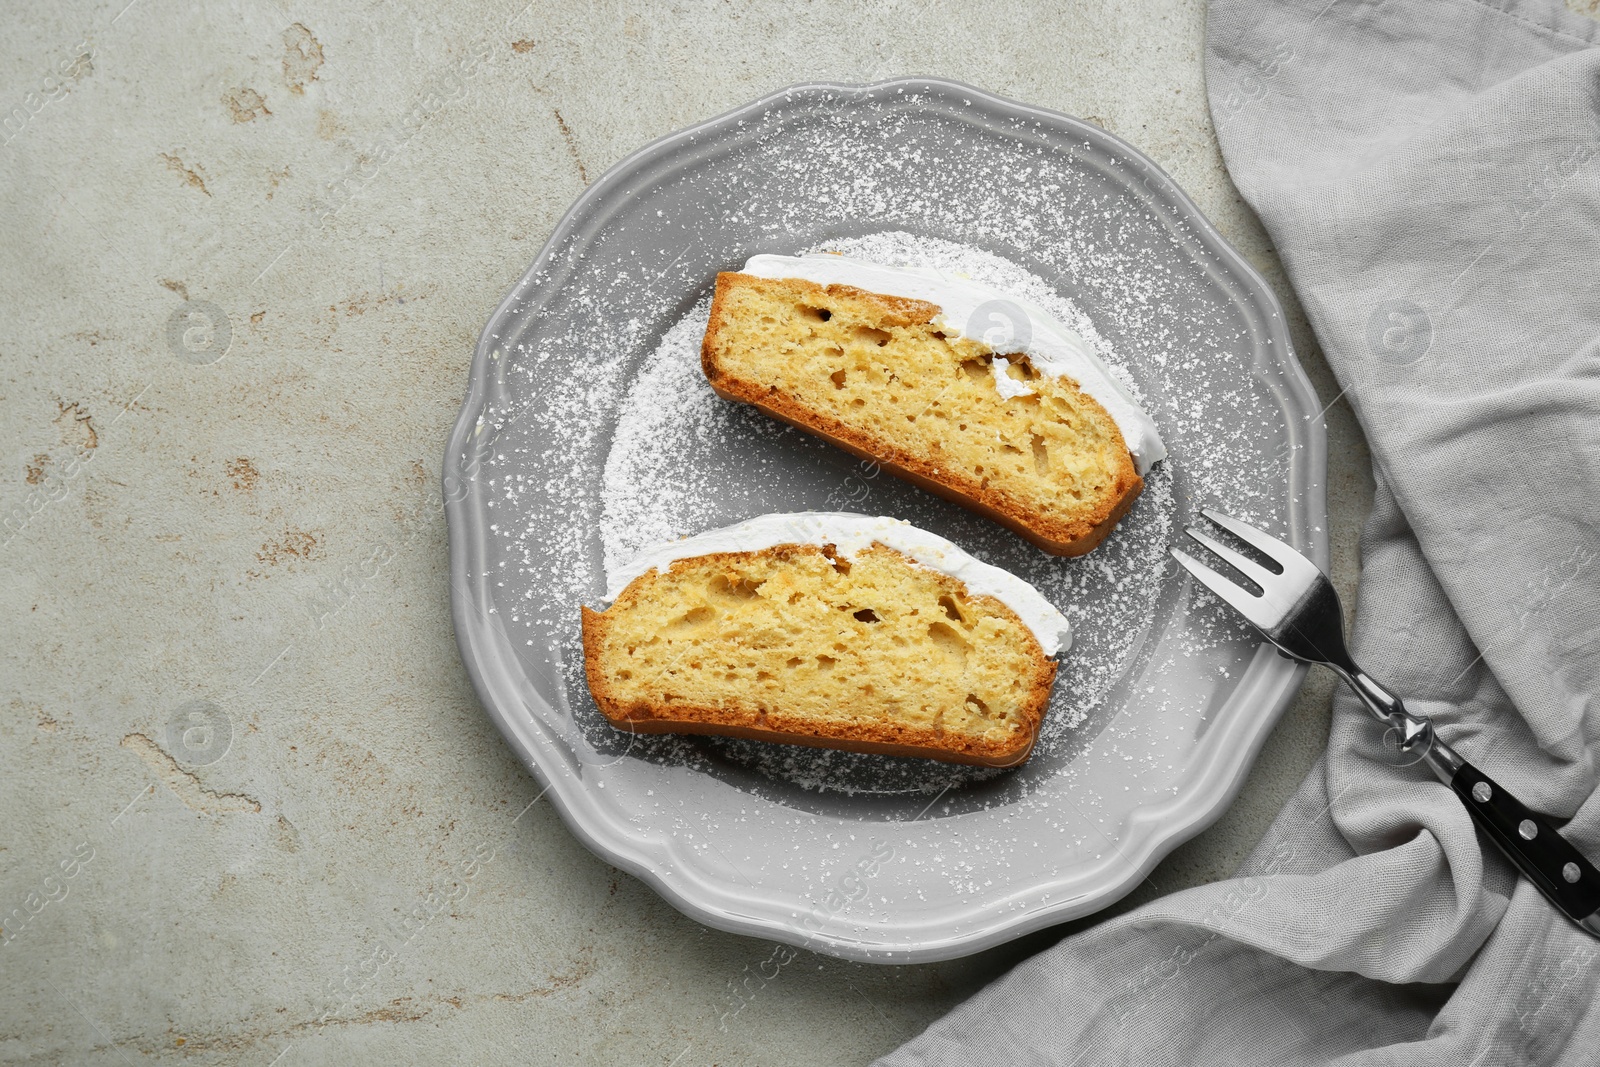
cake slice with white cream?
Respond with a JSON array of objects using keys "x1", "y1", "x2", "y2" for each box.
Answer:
[
  {"x1": 701, "y1": 254, "x2": 1166, "y2": 555},
  {"x1": 581, "y1": 513, "x2": 1069, "y2": 767}
]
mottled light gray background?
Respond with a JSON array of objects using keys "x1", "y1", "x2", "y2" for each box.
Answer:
[{"x1": 17, "y1": 0, "x2": 1582, "y2": 1063}]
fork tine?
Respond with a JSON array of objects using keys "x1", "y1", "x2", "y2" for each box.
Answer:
[
  {"x1": 1168, "y1": 547, "x2": 1273, "y2": 631},
  {"x1": 1199, "y1": 508, "x2": 1320, "y2": 581},
  {"x1": 1184, "y1": 526, "x2": 1279, "y2": 588}
]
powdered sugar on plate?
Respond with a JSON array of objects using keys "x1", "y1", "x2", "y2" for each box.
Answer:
[
  {"x1": 470, "y1": 103, "x2": 1301, "y2": 801},
  {"x1": 478, "y1": 219, "x2": 1285, "y2": 798},
  {"x1": 574, "y1": 231, "x2": 1272, "y2": 796}
]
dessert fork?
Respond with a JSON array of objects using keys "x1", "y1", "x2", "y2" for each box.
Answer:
[{"x1": 1171, "y1": 508, "x2": 1600, "y2": 937}]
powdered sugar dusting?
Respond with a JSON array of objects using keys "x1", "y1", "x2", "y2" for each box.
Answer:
[
  {"x1": 464, "y1": 98, "x2": 1300, "y2": 802},
  {"x1": 600, "y1": 233, "x2": 1179, "y2": 777}
]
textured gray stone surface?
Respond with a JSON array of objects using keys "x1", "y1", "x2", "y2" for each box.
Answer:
[{"x1": 0, "y1": 1, "x2": 1401, "y2": 1063}]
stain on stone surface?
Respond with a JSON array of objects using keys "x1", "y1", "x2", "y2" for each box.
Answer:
[
  {"x1": 317, "y1": 738, "x2": 393, "y2": 797},
  {"x1": 25, "y1": 453, "x2": 48, "y2": 485},
  {"x1": 511, "y1": 38, "x2": 537, "y2": 53},
  {"x1": 223, "y1": 86, "x2": 271, "y2": 122},
  {"x1": 490, "y1": 952, "x2": 597, "y2": 1000},
  {"x1": 159, "y1": 985, "x2": 595, "y2": 1053},
  {"x1": 327, "y1": 281, "x2": 435, "y2": 321},
  {"x1": 272, "y1": 814, "x2": 302, "y2": 852},
  {"x1": 266, "y1": 165, "x2": 290, "y2": 200},
  {"x1": 553, "y1": 108, "x2": 588, "y2": 183},
  {"x1": 59, "y1": 46, "x2": 93, "y2": 84},
  {"x1": 55, "y1": 400, "x2": 98, "y2": 450},
  {"x1": 257, "y1": 529, "x2": 320, "y2": 565},
  {"x1": 160, "y1": 278, "x2": 190, "y2": 300},
  {"x1": 159, "y1": 152, "x2": 211, "y2": 197},
  {"x1": 226, "y1": 457, "x2": 260, "y2": 491},
  {"x1": 282, "y1": 23, "x2": 324, "y2": 94},
  {"x1": 315, "y1": 109, "x2": 343, "y2": 140}
]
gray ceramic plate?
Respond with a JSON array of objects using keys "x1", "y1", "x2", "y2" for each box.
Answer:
[{"x1": 445, "y1": 77, "x2": 1326, "y2": 963}]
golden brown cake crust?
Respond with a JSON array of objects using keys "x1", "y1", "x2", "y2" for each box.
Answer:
[
  {"x1": 580, "y1": 543, "x2": 1058, "y2": 768},
  {"x1": 701, "y1": 272, "x2": 1143, "y2": 557}
]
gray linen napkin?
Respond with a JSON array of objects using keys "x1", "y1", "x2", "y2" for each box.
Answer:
[{"x1": 876, "y1": 1, "x2": 1600, "y2": 1062}]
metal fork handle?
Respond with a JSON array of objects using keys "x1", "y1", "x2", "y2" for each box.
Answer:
[
  {"x1": 1334, "y1": 666, "x2": 1453, "y2": 772},
  {"x1": 1333, "y1": 669, "x2": 1600, "y2": 934}
]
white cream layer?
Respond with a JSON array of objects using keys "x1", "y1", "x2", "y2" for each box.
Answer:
[
  {"x1": 603, "y1": 512, "x2": 1071, "y2": 656},
  {"x1": 739, "y1": 253, "x2": 1167, "y2": 476}
]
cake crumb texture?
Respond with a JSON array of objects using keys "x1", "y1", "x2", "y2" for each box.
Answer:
[
  {"x1": 702, "y1": 272, "x2": 1144, "y2": 555},
  {"x1": 581, "y1": 542, "x2": 1056, "y2": 766}
]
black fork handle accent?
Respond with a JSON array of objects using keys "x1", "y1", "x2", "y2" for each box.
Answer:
[{"x1": 1449, "y1": 759, "x2": 1600, "y2": 934}]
